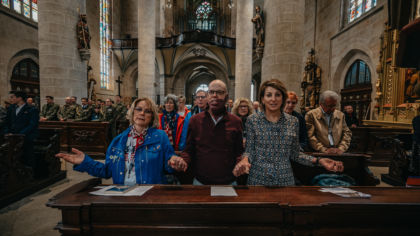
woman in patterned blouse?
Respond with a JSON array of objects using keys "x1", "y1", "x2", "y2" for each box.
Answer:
[{"x1": 233, "y1": 79, "x2": 344, "y2": 186}]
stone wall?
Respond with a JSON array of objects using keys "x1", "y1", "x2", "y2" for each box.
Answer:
[
  {"x1": 303, "y1": 0, "x2": 387, "y2": 102},
  {"x1": 0, "y1": 9, "x2": 38, "y2": 105}
]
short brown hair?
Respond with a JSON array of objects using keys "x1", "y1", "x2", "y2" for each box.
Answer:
[
  {"x1": 258, "y1": 79, "x2": 288, "y2": 112},
  {"x1": 126, "y1": 97, "x2": 159, "y2": 128},
  {"x1": 287, "y1": 91, "x2": 298, "y2": 101}
]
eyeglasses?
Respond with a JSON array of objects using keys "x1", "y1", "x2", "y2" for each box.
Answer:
[
  {"x1": 286, "y1": 101, "x2": 297, "y2": 105},
  {"x1": 209, "y1": 90, "x2": 225, "y2": 96},
  {"x1": 134, "y1": 107, "x2": 152, "y2": 114},
  {"x1": 239, "y1": 105, "x2": 248, "y2": 109},
  {"x1": 195, "y1": 95, "x2": 207, "y2": 100}
]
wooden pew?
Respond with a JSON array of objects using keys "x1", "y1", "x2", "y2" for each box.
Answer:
[
  {"x1": 292, "y1": 152, "x2": 379, "y2": 186},
  {"x1": 348, "y1": 126, "x2": 412, "y2": 166},
  {"x1": 39, "y1": 121, "x2": 110, "y2": 159},
  {"x1": 0, "y1": 130, "x2": 66, "y2": 208},
  {"x1": 47, "y1": 178, "x2": 420, "y2": 236}
]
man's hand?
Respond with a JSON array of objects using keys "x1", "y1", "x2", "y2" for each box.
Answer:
[
  {"x1": 351, "y1": 124, "x2": 357, "y2": 128},
  {"x1": 232, "y1": 157, "x2": 251, "y2": 177},
  {"x1": 55, "y1": 148, "x2": 85, "y2": 165},
  {"x1": 40, "y1": 117, "x2": 47, "y2": 121},
  {"x1": 325, "y1": 148, "x2": 344, "y2": 155},
  {"x1": 168, "y1": 156, "x2": 188, "y2": 172},
  {"x1": 319, "y1": 158, "x2": 344, "y2": 172}
]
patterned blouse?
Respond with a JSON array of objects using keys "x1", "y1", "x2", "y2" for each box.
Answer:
[{"x1": 244, "y1": 112, "x2": 315, "y2": 186}]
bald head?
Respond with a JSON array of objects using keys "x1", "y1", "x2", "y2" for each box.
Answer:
[
  {"x1": 65, "y1": 97, "x2": 71, "y2": 105},
  {"x1": 208, "y1": 79, "x2": 228, "y2": 115},
  {"x1": 209, "y1": 80, "x2": 227, "y2": 93}
]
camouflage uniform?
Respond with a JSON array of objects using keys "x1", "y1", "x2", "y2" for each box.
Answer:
[
  {"x1": 114, "y1": 102, "x2": 128, "y2": 121},
  {"x1": 40, "y1": 103, "x2": 60, "y2": 121},
  {"x1": 58, "y1": 104, "x2": 77, "y2": 121},
  {"x1": 102, "y1": 105, "x2": 117, "y2": 138},
  {"x1": 75, "y1": 105, "x2": 93, "y2": 121}
]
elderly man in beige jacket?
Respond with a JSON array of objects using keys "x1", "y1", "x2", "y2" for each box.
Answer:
[{"x1": 305, "y1": 90, "x2": 352, "y2": 155}]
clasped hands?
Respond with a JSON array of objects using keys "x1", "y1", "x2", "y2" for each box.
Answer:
[{"x1": 169, "y1": 156, "x2": 251, "y2": 177}]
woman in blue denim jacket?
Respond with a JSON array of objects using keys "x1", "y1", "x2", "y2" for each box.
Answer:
[{"x1": 56, "y1": 97, "x2": 187, "y2": 185}]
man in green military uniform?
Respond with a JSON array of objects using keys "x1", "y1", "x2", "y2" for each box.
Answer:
[
  {"x1": 75, "y1": 97, "x2": 93, "y2": 121},
  {"x1": 71, "y1": 96, "x2": 82, "y2": 111},
  {"x1": 114, "y1": 95, "x2": 128, "y2": 121},
  {"x1": 102, "y1": 98, "x2": 117, "y2": 138},
  {"x1": 40, "y1": 96, "x2": 60, "y2": 121},
  {"x1": 58, "y1": 97, "x2": 77, "y2": 121}
]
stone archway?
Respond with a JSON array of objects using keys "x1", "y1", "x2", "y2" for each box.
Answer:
[{"x1": 169, "y1": 57, "x2": 230, "y2": 104}]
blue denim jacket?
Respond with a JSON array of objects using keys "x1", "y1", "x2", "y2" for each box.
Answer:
[{"x1": 74, "y1": 127, "x2": 175, "y2": 184}]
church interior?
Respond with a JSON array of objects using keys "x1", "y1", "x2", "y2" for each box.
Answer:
[{"x1": 1, "y1": 0, "x2": 420, "y2": 235}]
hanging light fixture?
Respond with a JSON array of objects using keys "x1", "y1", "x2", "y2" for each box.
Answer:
[{"x1": 227, "y1": 0, "x2": 234, "y2": 9}]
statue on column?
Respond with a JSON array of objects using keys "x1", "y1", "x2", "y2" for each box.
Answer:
[
  {"x1": 77, "y1": 14, "x2": 91, "y2": 61},
  {"x1": 251, "y1": 5, "x2": 264, "y2": 59},
  {"x1": 301, "y1": 49, "x2": 322, "y2": 112}
]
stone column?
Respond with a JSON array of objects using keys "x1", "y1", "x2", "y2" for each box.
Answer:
[
  {"x1": 38, "y1": 0, "x2": 87, "y2": 105},
  {"x1": 261, "y1": 0, "x2": 305, "y2": 95},
  {"x1": 138, "y1": 0, "x2": 156, "y2": 101},
  {"x1": 234, "y1": 0, "x2": 254, "y2": 100}
]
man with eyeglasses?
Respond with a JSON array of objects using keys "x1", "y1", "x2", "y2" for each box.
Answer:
[
  {"x1": 305, "y1": 90, "x2": 352, "y2": 155},
  {"x1": 191, "y1": 90, "x2": 208, "y2": 116},
  {"x1": 173, "y1": 80, "x2": 249, "y2": 185}
]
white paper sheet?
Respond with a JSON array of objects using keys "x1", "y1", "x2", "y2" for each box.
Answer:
[
  {"x1": 89, "y1": 185, "x2": 153, "y2": 196},
  {"x1": 319, "y1": 187, "x2": 371, "y2": 198},
  {"x1": 210, "y1": 186, "x2": 238, "y2": 197}
]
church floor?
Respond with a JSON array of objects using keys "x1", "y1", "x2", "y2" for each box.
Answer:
[{"x1": 0, "y1": 164, "x2": 390, "y2": 236}]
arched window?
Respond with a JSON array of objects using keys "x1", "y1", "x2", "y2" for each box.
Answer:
[
  {"x1": 100, "y1": 0, "x2": 111, "y2": 89},
  {"x1": 10, "y1": 58, "x2": 40, "y2": 107},
  {"x1": 1, "y1": 0, "x2": 38, "y2": 22},
  {"x1": 196, "y1": 84, "x2": 209, "y2": 93},
  {"x1": 341, "y1": 59, "x2": 372, "y2": 122},
  {"x1": 348, "y1": 0, "x2": 377, "y2": 23},
  {"x1": 344, "y1": 60, "x2": 371, "y2": 88}
]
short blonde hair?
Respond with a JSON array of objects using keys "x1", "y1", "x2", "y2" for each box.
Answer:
[
  {"x1": 126, "y1": 97, "x2": 159, "y2": 128},
  {"x1": 232, "y1": 98, "x2": 254, "y2": 117}
]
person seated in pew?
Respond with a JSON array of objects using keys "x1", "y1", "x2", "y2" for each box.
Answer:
[
  {"x1": 58, "y1": 97, "x2": 77, "y2": 121},
  {"x1": 56, "y1": 97, "x2": 185, "y2": 185},
  {"x1": 74, "y1": 97, "x2": 93, "y2": 122},
  {"x1": 343, "y1": 105, "x2": 359, "y2": 128},
  {"x1": 40, "y1": 96, "x2": 60, "y2": 121},
  {"x1": 305, "y1": 90, "x2": 352, "y2": 155},
  {"x1": 171, "y1": 80, "x2": 248, "y2": 185},
  {"x1": 232, "y1": 79, "x2": 343, "y2": 186},
  {"x1": 91, "y1": 105, "x2": 103, "y2": 121}
]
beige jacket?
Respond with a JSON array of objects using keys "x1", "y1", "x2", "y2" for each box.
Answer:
[{"x1": 305, "y1": 107, "x2": 352, "y2": 152}]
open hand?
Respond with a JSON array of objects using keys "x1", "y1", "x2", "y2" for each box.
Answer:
[
  {"x1": 319, "y1": 158, "x2": 344, "y2": 172},
  {"x1": 232, "y1": 158, "x2": 251, "y2": 177},
  {"x1": 55, "y1": 148, "x2": 85, "y2": 165},
  {"x1": 168, "y1": 156, "x2": 188, "y2": 172}
]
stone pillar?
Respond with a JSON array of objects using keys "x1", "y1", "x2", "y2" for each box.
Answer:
[
  {"x1": 138, "y1": 0, "x2": 156, "y2": 101},
  {"x1": 234, "y1": 0, "x2": 254, "y2": 99},
  {"x1": 38, "y1": 0, "x2": 87, "y2": 105},
  {"x1": 261, "y1": 0, "x2": 305, "y2": 95}
]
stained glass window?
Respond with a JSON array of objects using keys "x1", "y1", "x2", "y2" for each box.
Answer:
[
  {"x1": 195, "y1": 1, "x2": 212, "y2": 20},
  {"x1": 23, "y1": 0, "x2": 30, "y2": 18},
  {"x1": 348, "y1": 0, "x2": 377, "y2": 23},
  {"x1": 1, "y1": 0, "x2": 10, "y2": 8},
  {"x1": 100, "y1": 0, "x2": 111, "y2": 89},
  {"x1": 344, "y1": 60, "x2": 371, "y2": 88},
  {"x1": 32, "y1": 0, "x2": 37, "y2": 22},
  {"x1": 13, "y1": 0, "x2": 21, "y2": 13}
]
